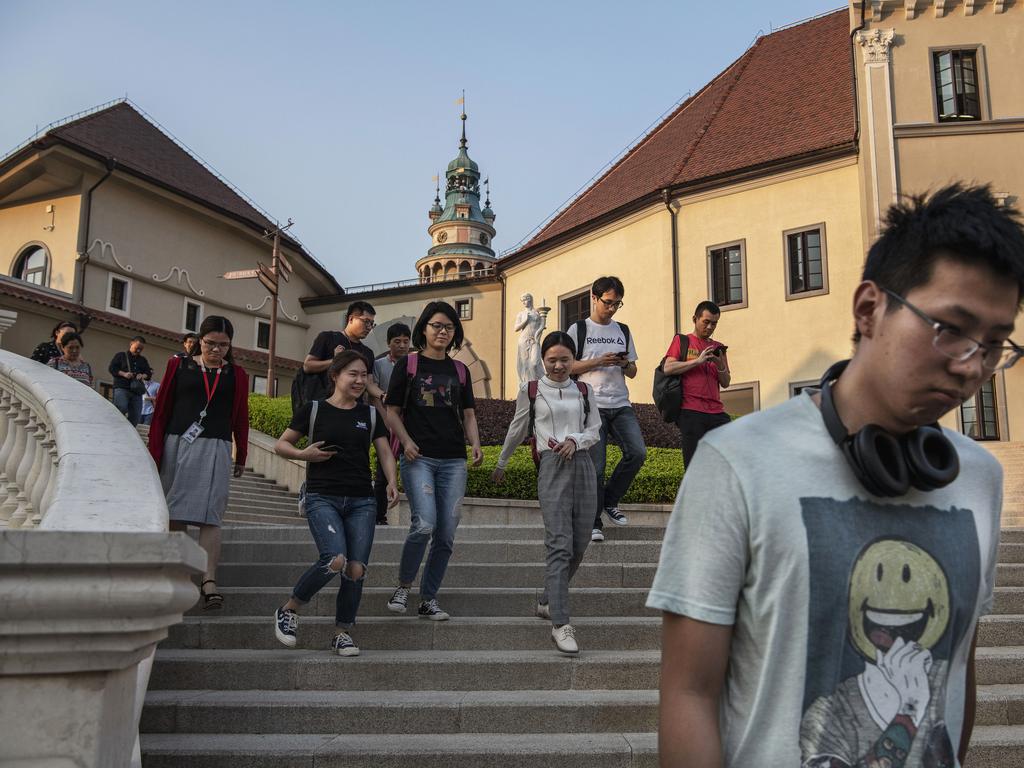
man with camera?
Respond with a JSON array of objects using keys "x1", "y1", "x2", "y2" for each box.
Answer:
[{"x1": 661, "y1": 300, "x2": 731, "y2": 468}]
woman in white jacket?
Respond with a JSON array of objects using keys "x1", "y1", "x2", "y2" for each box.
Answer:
[{"x1": 492, "y1": 331, "x2": 602, "y2": 654}]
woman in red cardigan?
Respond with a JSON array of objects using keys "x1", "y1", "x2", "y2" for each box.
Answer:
[{"x1": 149, "y1": 315, "x2": 249, "y2": 609}]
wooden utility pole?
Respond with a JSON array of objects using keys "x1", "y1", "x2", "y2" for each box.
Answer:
[{"x1": 222, "y1": 218, "x2": 294, "y2": 396}]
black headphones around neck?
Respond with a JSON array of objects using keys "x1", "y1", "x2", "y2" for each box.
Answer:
[{"x1": 818, "y1": 360, "x2": 960, "y2": 497}]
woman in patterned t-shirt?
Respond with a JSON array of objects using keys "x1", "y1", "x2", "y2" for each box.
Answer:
[{"x1": 48, "y1": 332, "x2": 93, "y2": 388}]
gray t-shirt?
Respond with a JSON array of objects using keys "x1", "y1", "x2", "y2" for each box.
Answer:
[
  {"x1": 373, "y1": 355, "x2": 398, "y2": 394},
  {"x1": 647, "y1": 392, "x2": 1002, "y2": 767}
]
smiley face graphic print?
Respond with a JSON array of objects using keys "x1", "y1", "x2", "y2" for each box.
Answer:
[{"x1": 799, "y1": 499, "x2": 979, "y2": 768}]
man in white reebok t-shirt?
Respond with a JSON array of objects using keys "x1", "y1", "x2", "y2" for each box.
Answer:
[{"x1": 567, "y1": 276, "x2": 646, "y2": 543}]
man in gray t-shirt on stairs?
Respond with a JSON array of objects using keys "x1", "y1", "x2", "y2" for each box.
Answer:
[
  {"x1": 567, "y1": 276, "x2": 646, "y2": 543},
  {"x1": 648, "y1": 185, "x2": 1024, "y2": 766}
]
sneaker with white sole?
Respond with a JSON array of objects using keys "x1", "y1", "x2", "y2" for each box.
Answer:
[
  {"x1": 274, "y1": 606, "x2": 298, "y2": 648},
  {"x1": 591, "y1": 528, "x2": 605, "y2": 543},
  {"x1": 418, "y1": 599, "x2": 450, "y2": 621},
  {"x1": 552, "y1": 624, "x2": 579, "y2": 654},
  {"x1": 331, "y1": 632, "x2": 360, "y2": 656},
  {"x1": 604, "y1": 507, "x2": 629, "y2": 526},
  {"x1": 536, "y1": 602, "x2": 550, "y2": 620},
  {"x1": 387, "y1": 586, "x2": 410, "y2": 614}
]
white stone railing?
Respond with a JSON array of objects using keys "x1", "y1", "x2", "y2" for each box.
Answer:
[{"x1": 0, "y1": 349, "x2": 205, "y2": 768}]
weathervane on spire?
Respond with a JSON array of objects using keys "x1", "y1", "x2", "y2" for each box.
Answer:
[{"x1": 457, "y1": 90, "x2": 468, "y2": 149}]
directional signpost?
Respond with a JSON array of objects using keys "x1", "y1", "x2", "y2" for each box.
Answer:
[{"x1": 221, "y1": 219, "x2": 294, "y2": 396}]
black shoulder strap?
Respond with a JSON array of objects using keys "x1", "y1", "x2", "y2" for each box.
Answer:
[
  {"x1": 618, "y1": 322, "x2": 631, "y2": 354},
  {"x1": 574, "y1": 319, "x2": 587, "y2": 360}
]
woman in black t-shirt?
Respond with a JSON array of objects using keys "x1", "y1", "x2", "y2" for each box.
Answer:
[
  {"x1": 383, "y1": 301, "x2": 483, "y2": 621},
  {"x1": 273, "y1": 350, "x2": 398, "y2": 656}
]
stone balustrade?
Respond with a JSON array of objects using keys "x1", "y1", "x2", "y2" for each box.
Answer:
[{"x1": 0, "y1": 349, "x2": 205, "y2": 768}]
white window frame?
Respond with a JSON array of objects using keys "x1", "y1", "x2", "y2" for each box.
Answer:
[
  {"x1": 182, "y1": 298, "x2": 204, "y2": 333},
  {"x1": 254, "y1": 318, "x2": 271, "y2": 351},
  {"x1": 455, "y1": 297, "x2": 473, "y2": 321},
  {"x1": 106, "y1": 272, "x2": 132, "y2": 317}
]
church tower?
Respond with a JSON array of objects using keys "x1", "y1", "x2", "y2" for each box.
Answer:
[{"x1": 417, "y1": 110, "x2": 496, "y2": 283}]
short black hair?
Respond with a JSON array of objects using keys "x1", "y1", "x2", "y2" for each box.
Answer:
[
  {"x1": 591, "y1": 276, "x2": 624, "y2": 298},
  {"x1": 59, "y1": 331, "x2": 84, "y2": 348},
  {"x1": 859, "y1": 184, "x2": 1024, "y2": 340},
  {"x1": 346, "y1": 300, "x2": 376, "y2": 321},
  {"x1": 182, "y1": 332, "x2": 199, "y2": 343},
  {"x1": 411, "y1": 301, "x2": 464, "y2": 352},
  {"x1": 130, "y1": 335, "x2": 146, "y2": 344},
  {"x1": 693, "y1": 300, "x2": 721, "y2": 318},
  {"x1": 541, "y1": 330, "x2": 577, "y2": 358},
  {"x1": 327, "y1": 349, "x2": 369, "y2": 385},
  {"x1": 51, "y1": 320, "x2": 77, "y2": 341},
  {"x1": 387, "y1": 323, "x2": 412, "y2": 342}
]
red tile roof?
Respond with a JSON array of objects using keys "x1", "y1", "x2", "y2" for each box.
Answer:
[
  {"x1": 7, "y1": 102, "x2": 341, "y2": 292},
  {"x1": 513, "y1": 10, "x2": 856, "y2": 258},
  {"x1": 0, "y1": 278, "x2": 302, "y2": 371}
]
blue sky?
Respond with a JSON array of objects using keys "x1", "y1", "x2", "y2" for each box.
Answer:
[{"x1": 0, "y1": 1, "x2": 842, "y2": 288}]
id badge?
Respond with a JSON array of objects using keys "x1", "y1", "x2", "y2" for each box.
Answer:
[{"x1": 182, "y1": 422, "x2": 205, "y2": 444}]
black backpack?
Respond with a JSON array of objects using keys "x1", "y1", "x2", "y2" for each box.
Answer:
[
  {"x1": 652, "y1": 334, "x2": 689, "y2": 423},
  {"x1": 290, "y1": 331, "x2": 351, "y2": 415}
]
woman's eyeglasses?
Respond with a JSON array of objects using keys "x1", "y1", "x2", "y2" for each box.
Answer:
[{"x1": 426, "y1": 322, "x2": 456, "y2": 334}]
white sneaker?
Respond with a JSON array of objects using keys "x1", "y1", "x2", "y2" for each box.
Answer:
[
  {"x1": 552, "y1": 624, "x2": 579, "y2": 655},
  {"x1": 591, "y1": 528, "x2": 604, "y2": 543},
  {"x1": 536, "y1": 602, "x2": 550, "y2": 620}
]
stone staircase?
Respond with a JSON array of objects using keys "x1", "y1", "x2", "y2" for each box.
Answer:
[{"x1": 139, "y1": 470, "x2": 1024, "y2": 766}]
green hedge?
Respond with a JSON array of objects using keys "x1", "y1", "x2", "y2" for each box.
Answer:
[{"x1": 249, "y1": 394, "x2": 683, "y2": 504}]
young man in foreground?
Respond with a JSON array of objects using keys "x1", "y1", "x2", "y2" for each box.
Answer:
[{"x1": 648, "y1": 185, "x2": 1024, "y2": 766}]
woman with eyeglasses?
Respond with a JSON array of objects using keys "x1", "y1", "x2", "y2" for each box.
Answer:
[
  {"x1": 383, "y1": 301, "x2": 483, "y2": 620},
  {"x1": 148, "y1": 315, "x2": 249, "y2": 610}
]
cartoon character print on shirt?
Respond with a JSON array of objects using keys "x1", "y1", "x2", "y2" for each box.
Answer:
[
  {"x1": 414, "y1": 372, "x2": 455, "y2": 409},
  {"x1": 799, "y1": 497, "x2": 979, "y2": 768}
]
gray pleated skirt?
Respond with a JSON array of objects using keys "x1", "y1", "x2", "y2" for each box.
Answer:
[{"x1": 161, "y1": 434, "x2": 232, "y2": 526}]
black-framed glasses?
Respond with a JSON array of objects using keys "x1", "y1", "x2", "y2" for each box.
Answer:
[
  {"x1": 883, "y1": 288, "x2": 1022, "y2": 371},
  {"x1": 200, "y1": 339, "x2": 231, "y2": 350},
  {"x1": 358, "y1": 317, "x2": 376, "y2": 328},
  {"x1": 426, "y1": 321, "x2": 455, "y2": 334},
  {"x1": 597, "y1": 298, "x2": 624, "y2": 309}
]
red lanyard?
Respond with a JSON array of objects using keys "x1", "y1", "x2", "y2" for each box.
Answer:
[{"x1": 200, "y1": 365, "x2": 223, "y2": 408}]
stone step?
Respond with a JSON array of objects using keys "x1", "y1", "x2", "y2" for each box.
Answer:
[
  {"x1": 184, "y1": 587, "x2": 658, "y2": 619},
  {"x1": 150, "y1": 649, "x2": 661, "y2": 691},
  {"x1": 164, "y1": 616, "x2": 660, "y2": 652},
  {"x1": 977, "y1": 647, "x2": 1024, "y2": 685},
  {"x1": 214, "y1": 562, "x2": 657, "y2": 589},
  {"x1": 221, "y1": 512, "x2": 299, "y2": 527},
  {"x1": 979, "y1": 616, "x2": 1024, "y2": 647},
  {"x1": 140, "y1": 731, "x2": 658, "y2": 768},
  {"x1": 1000, "y1": 543, "x2": 1024, "y2": 563},
  {"x1": 977, "y1": 684, "x2": 1024, "y2": 728},
  {"x1": 968, "y1": 725, "x2": 1024, "y2": 766},
  {"x1": 219, "y1": 524, "x2": 668, "y2": 542},
  {"x1": 227, "y1": 485, "x2": 296, "y2": 500},
  {"x1": 226, "y1": 499, "x2": 299, "y2": 514},
  {"x1": 998, "y1": 565, "x2": 1024, "y2": 587},
  {"x1": 142, "y1": 688, "x2": 659, "y2": 735},
  {"x1": 219, "y1": 540, "x2": 664, "y2": 565}
]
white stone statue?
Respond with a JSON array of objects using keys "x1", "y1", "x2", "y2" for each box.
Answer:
[{"x1": 514, "y1": 293, "x2": 546, "y2": 384}]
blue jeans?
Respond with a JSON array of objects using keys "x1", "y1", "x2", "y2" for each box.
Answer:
[
  {"x1": 587, "y1": 406, "x2": 647, "y2": 530},
  {"x1": 398, "y1": 456, "x2": 467, "y2": 601},
  {"x1": 113, "y1": 388, "x2": 143, "y2": 426},
  {"x1": 291, "y1": 493, "x2": 376, "y2": 627}
]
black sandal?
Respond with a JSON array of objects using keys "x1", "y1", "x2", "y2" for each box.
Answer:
[{"x1": 200, "y1": 579, "x2": 224, "y2": 611}]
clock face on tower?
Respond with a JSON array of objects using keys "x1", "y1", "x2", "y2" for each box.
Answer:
[
  {"x1": 479, "y1": 234, "x2": 488, "y2": 245},
  {"x1": 437, "y1": 231, "x2": 448, "y2": 243}
]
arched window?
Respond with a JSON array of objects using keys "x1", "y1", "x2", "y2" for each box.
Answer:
[
  {"x1": 444, "y1": 261, "x2": 457, "y2": 280},
  {"x1": 459, "y1": 260, "x2": 471, "y2": 277},
  {"x1": 12, "y1": 244, "x2": 50, "y2": 287}
]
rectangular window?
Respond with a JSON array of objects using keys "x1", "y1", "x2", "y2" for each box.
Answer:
[
  {"x1": 251, "y1": 375, "x2": 278, "y2": 397},
  {"x1": 256, "y1": 320, "x2": 271, "y2": 351},
  {"x1": 960, "y1": 376, "x2": 999, "y2": 440},
  {"x1": 934, "y1": 49, "x2": 981, "y2": 122},
  {"x1": 107, "y1": 274, "x2": 130, "y2": 315},
  {"x1": 183, "y1": 300, "x2": 203, "y2": 333},
  {"x1": 456, "y1": 299, "x2": 472, "y2": 320},
  {"x1": 560, "y1": 289, "x2": 590, "y2": 331},
  {"x1": 785, "y1": 225, "x2": 828, "y2": 299},
  {"x1": 708, "y1": 241, "x2": 746, "y2": 309}
]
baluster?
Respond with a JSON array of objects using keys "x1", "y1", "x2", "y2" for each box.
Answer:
[
  {"x1": 8, "y1": 409, "x2": 41, "y2": 528},
  {"x1": 0, "y1": 399, "x2": 31, "y2": 524},
  {"x1": 0, "y1": 390, "x2": 18, "y2": 492},
  {"x1": 37, "y1": 425, "x2": 58, "y2": 523},
  {"x1": 25, "y1": 418, "x2": 52, "y2": 528}
]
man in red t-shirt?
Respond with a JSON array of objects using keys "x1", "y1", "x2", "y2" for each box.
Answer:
[{"x1": 662, "y1": 301, "x2": 732, "y2": 467}]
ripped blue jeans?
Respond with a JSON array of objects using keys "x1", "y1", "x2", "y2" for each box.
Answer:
[
  {"x1": 398, "y1": 456, "x2": 467, "y2": 601},
  {"x1": 291, "y1": 493, "x2": 376, "y2": 627}
]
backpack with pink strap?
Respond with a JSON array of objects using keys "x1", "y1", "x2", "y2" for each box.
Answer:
[{"x1": 388, "y1": 352, "x2": 469, "y2": 458}]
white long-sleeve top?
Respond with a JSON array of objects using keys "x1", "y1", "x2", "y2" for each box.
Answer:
[{"x1": 496, "y1": 376, "x2": 602, "y2": 469}]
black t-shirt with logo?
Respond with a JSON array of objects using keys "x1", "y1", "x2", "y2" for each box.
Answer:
[
  {"x1": 288, "y1": 400, "x2": 387, "y2": 497},
  {"x1": 385, "y1": 354, "x2": 475, "y2": 460},
  {"x1": 308, "y1": 331, "x2": 375, "y2": 374}
]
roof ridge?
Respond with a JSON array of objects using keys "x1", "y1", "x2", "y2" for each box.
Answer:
[
  {"x1": 664, "y1": 41, "x2": 762, "y2": 188},
  {"x1": 529, "y1": 48, "x2": 758, "y2": 245}
]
